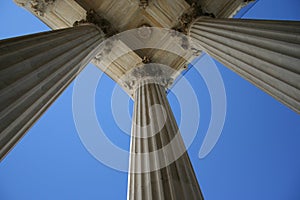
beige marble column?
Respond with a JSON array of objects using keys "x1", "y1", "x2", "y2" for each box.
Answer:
[
  {"x1": 189, "y1": 17, "x2": 300, "y2": 113},
  {"x1": 0, "y1": 24, "x2": 105, "y2": 160},
  {"x1": 126, "y1": 65, "x2": 203, "y2": 200}
]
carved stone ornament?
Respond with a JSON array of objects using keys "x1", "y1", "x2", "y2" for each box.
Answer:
[
  {"x1": 14, "y1": 0, "x2": 55, "y2": 16},
  {"x1": 174, "y1": 0, "x2": 215, "y2": 34},
  {"x1": 120, "y1": 64, "x2": 178, "y2": 94},
  {"x1": 139, "y1": 0, "x2": 149, "y2": 9},
  {"x1": 73, "y1": 9, "x2": 116, "y2": 36},
  {"x1": 137, "y1": 24, "x2": 152, "y2": 39}
]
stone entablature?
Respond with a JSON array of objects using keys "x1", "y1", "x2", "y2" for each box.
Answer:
[
  {"x1": 14, "y1": 0, "x2": 253, "y2": 96},
  {"x1": 14, "y1": 0, "x2": 86, "y2": 28}
]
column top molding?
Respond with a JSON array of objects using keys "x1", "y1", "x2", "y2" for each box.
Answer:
[{"x1": 120, "y1": 64, "x2": 178, "y2": 96}]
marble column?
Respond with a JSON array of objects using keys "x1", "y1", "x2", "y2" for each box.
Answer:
[
  {"x1": 0, "y1": 24, "x2": 105, "y2": 160},
  {"x1": 126, "y1": 66, "x2": 203, "y2": 200},
  {"x1": 189, "y1": 17, "x2": 300, "y2": 113}
]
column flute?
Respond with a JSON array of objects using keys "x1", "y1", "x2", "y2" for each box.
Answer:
[
  {"x1": 189, "y1": 17, "x2": 300, "y2": 113},
  {"x1": 0, "y1": 24, "x2": 105, "y2": 160},
  {"x1": 125, "y1": 64, "x2": 204, "y2": 200}
]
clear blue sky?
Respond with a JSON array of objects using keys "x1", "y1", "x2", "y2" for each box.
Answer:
[{"x1": 0, "y1": 0, "x2": 300, "y2": 199}]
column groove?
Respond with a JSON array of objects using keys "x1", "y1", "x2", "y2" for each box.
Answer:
[
  {"x1": 0, "y1": 32, "x2": 98, "y2": 109},
  {"x1": 127, "y1": 82, "x2": 204, "y2": 200},
  {"x1": 0, "y1": 24, "x2": 105, "y2": 160},
  {"x1": 189, "y1": 18, "x2": 300, "y2": 113}
]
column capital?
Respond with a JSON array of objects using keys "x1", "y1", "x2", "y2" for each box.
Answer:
[
  {"x1": 120, "y1": 64, "x2": 177, "y2": 95},
  {"x1": 73, "y1": 9, "x2": 116, "y2": 36},
  {"x1": 174, "y1": 1, "x2": 215, "y2": 34}
]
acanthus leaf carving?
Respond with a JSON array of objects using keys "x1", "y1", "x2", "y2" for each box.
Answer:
[
  {"x1": 121, "y1": 64, "x2": 176, "y2": 93},
  {"x1": 73, "y1": 9, "x2": 116, "y2": 36},
  {"x1": 174, "y1": 0, "x2": 215, "y2": 34}
]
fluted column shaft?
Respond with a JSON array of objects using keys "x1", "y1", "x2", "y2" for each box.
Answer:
[
  {"x1": 127, "y1": 82, "x2": 203, "y2": 200},
  {"x1": 189, "y1": 18, "x2": 300, "y2": 113},
  {"x1": 0, "y1": 24, "x2": 105, "y2": 160}
]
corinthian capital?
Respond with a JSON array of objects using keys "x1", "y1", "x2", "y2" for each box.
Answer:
[{"x1": 120, "y1": 63, "x2": 178, "y2": 96}]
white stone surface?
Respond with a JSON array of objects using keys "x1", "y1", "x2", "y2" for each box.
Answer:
[
  {"x1": 128, "y1": 82, "x2": 203, "y2": 200},
  {"x1": 0, "y1": 24, "x2": 105, "y2": 160},
  {"x1": 14, "y1": 0, "x2": 251, "y2": 94},
  {"x1": 189, "y1": 17, "x2": 300, "y2": 113}
]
